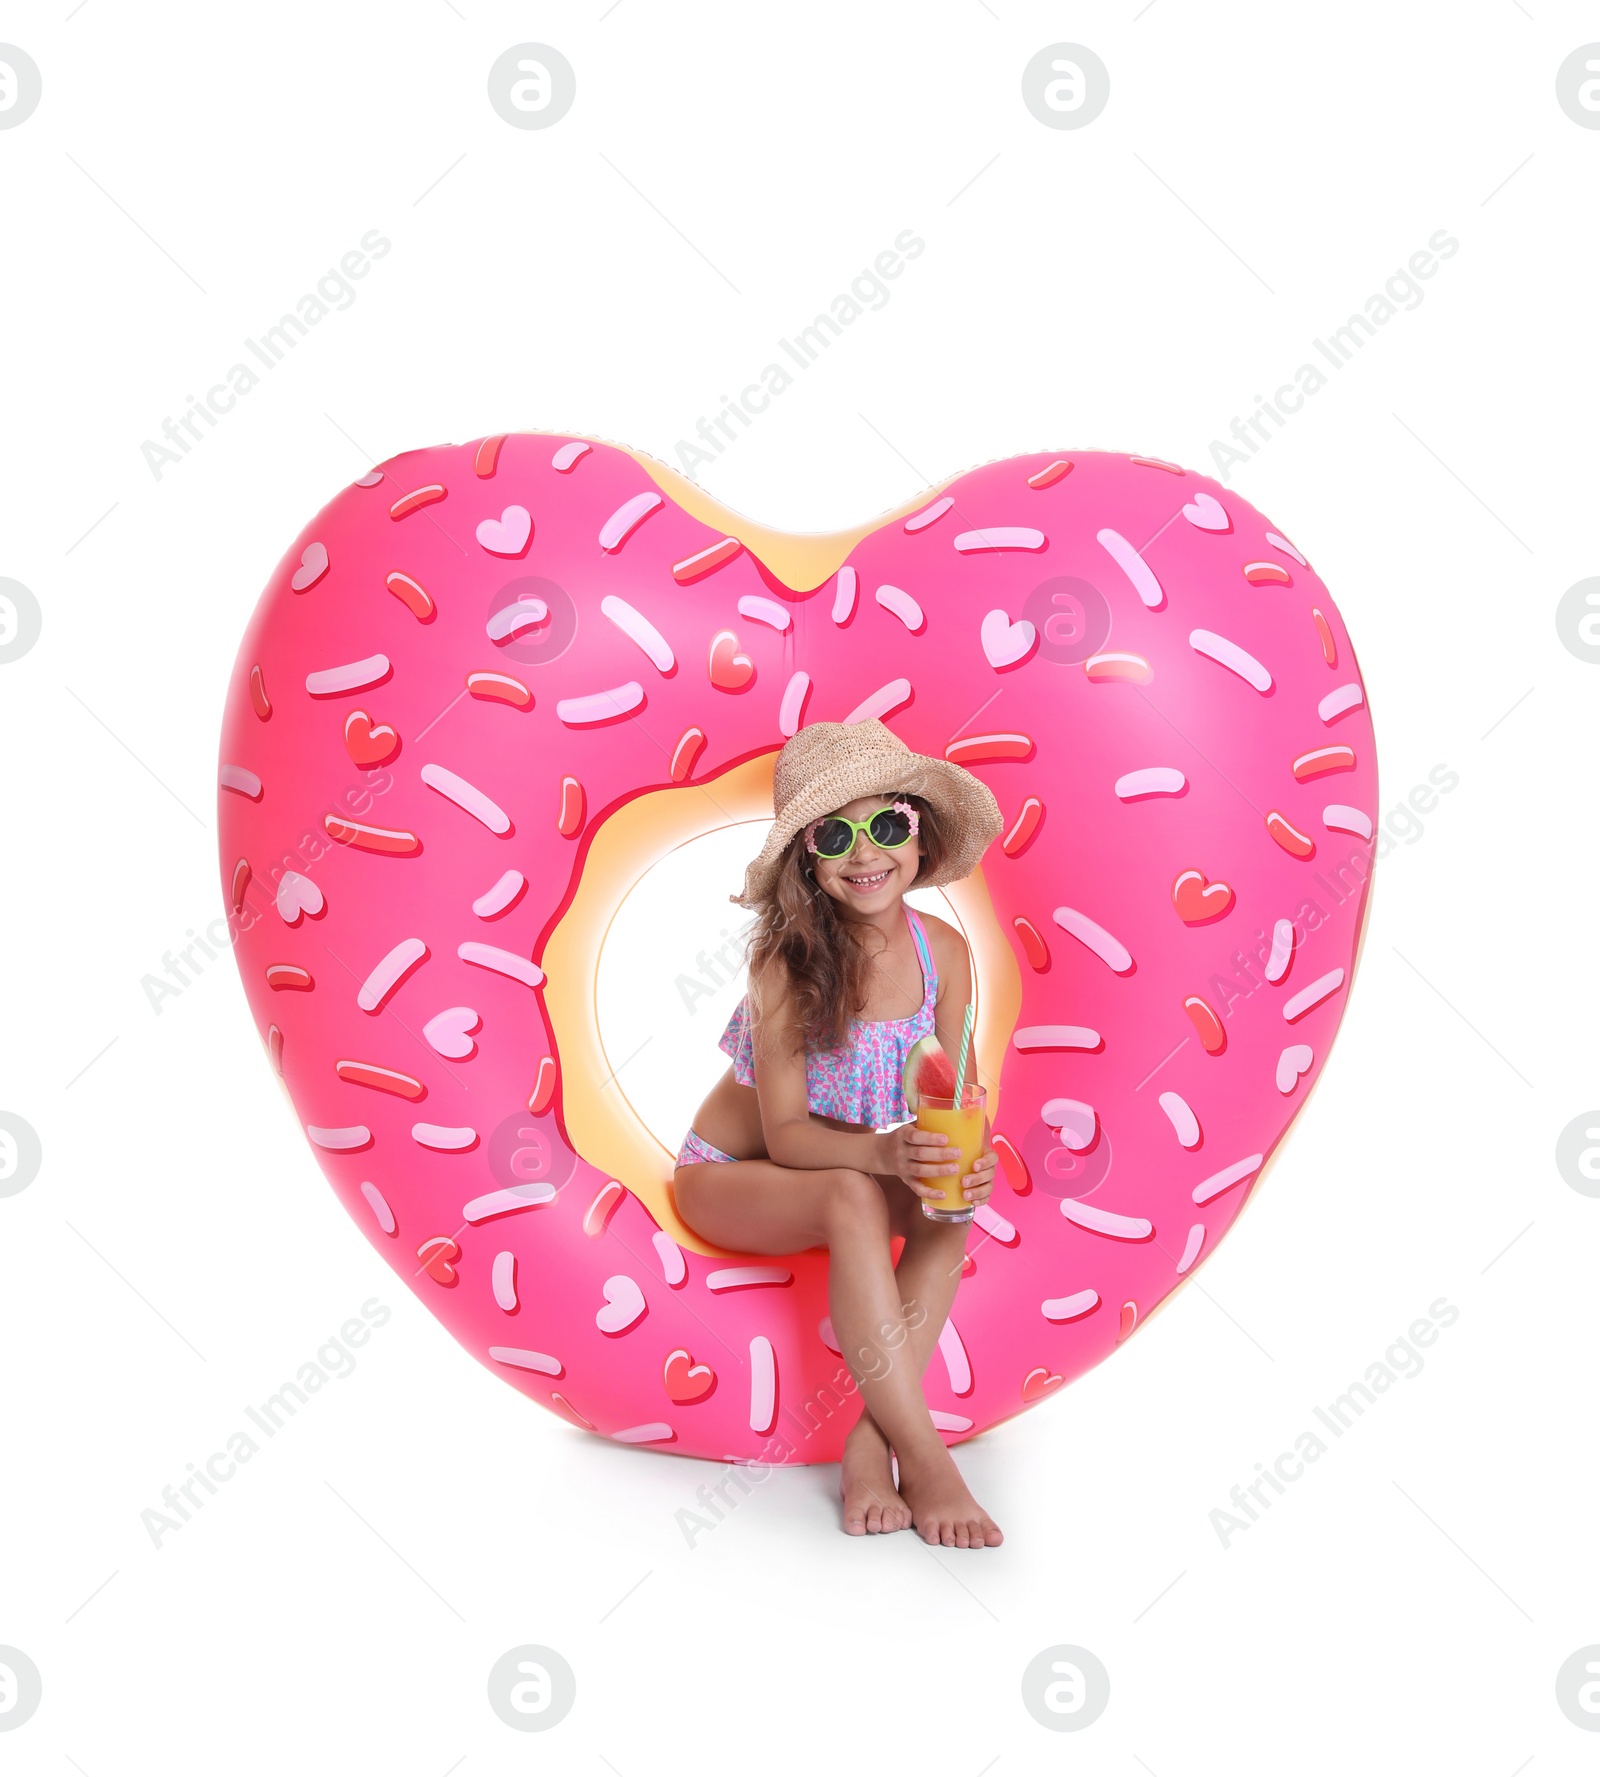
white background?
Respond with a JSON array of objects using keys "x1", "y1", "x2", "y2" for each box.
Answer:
[{"x1": 2, "y1": 4, "x2": 1597, "y2": 1770}]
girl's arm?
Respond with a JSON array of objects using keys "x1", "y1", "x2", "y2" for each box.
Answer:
[{"x1": 748, "y1": 958, "x2": 955, "y2": 1185}]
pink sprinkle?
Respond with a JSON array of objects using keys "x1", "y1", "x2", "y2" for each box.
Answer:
[
  {"x1": 420, "y1": 763, "x2": 510, "y2": 834},
  {"x1": 1177, "y1": 1225, "x2": 1206, "y2": 1273},
  {"x1": 556, "y1": 681, "x2": 645, "y2": 725},
  {"x1": 779, "y1": 671, "x2": 811, "y2": 737},
  {"x1": 1059, "y1": 1200, "x2": 1153, "y2": 1240},
  {"x1": 357, "y1": 938, "x2": 427, "y2": 1011},
  {"x1": 749, "y1": 1335, "x2": 777, "y2": 1433},
  {"x1": 359, "y1": 1181, "x2": 395, "y2": 1233},
  {"x1": 832, "y1": 566, "x2": 858, "y2": 624},
  {"x1": 598, "y1": 491, "x2": 663, "y2": 552},
  {"x1": 874, "y1": 584, "x2": 924, "y2": 631},
  {"x1": 904, "y1": 495, "x2": 954, "y2": 533},
  {"x1": 600, "y1": 595, "x2": 675, "y2": 672},
  {"x1": 552, "y1": 441, "x2": 591, "y2": 471},
  {"x1": 306, "y1": 654, "x2": 390, "y2": 696},
  {"x1": 953, "y1": 527, "x2": 1046, "y2": 553},
  {"x1": 843, "y1": 678, "x2": 912, "y2": 724},
  {"x1": 457, "y1": 943, "x2": 544, "y2": 989},
  {"x1": 220, "y1": 764, "x2": 262, "y2": 799},
  {"x1": 707, "y1": 1267, "x2": 792, "y2": 1291}
]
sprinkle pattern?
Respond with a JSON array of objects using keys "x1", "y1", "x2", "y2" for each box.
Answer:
[{"x1": 217, "y1": 436, "x2": 1375, "y2": 1467}]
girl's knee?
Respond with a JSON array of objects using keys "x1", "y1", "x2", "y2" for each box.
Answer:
[{"x1": 822, "y1": 1168, "x2": 889, "y2": 1237}]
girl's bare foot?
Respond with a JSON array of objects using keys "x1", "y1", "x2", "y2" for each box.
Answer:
[
  {"x1": 895, "y1": 1444, "x2": 1004, "y2": 1548},
  {"x1": 839, "y1": 1416, "x2": 911, "y2": 1535}
]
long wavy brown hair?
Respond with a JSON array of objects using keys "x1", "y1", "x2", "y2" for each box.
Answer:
[{"x1": 743, "y1": 793, "x2": 948, "y2": 1057}]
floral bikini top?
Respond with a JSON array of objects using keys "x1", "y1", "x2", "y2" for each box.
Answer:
[{"x1": 719, "y1": 905, "x2": 937, "y2": 1130}]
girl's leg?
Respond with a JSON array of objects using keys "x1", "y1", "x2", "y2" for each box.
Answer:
[
  {"x1": 841, "y1": 1187, "x2": 1003, "y2": 1547},
  {"x1": 673, "y1": 1158, "x2": 971, "y2": 1531}
]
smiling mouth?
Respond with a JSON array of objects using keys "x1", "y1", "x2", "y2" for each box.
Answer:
[{"x1": 842, "y1": 867, "x2": 892, "y2": 892}]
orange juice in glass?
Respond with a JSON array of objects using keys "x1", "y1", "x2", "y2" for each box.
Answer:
[{"x1": 916, "y1": 1084, "x2": 986, "y2": 1222}]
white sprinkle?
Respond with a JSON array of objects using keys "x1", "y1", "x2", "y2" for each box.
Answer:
[
  {"x1": 737, "y1": 594, "x2": 791, "y2": 632},
  {"x1": 954, "y1": 527, "x2": 1046, "y2": 553},
  {"x1": 1264, "y1": 918, "x2": 1295, "y2": 984},
  {"x1": 1266, "y1": 530, "x2": 1307, "y2": 565},
  {"x1": 413, "y1": 1123, "x2": 477, "y2": 1151},
  {"x1": 974, "y1": 1203, "x2": 1017, "y2": 1243},
  {"x1": 598, "y1": 490, "x2": 663, "y2": 552},
  {"x1": 1097, "y1": 528, "x2": 1164, "y2": 608},
  {"x1": 652, "y1": 1231, "x2": 687, "y2": 1286},
  {"x1": 1041, "y1": 1099, "x2": 1097, "y2": 1151},
  {"x1": 843, "y1": 678, "x2": 912, "y2": 724},
  {"x1": 1324, "y1": 804, "x2": 1373, "y2": 839},
  {"x1": 875, "y1": 584, "x2": 924, "y2": 631},
  {"x1": 307, "y1": 1125, "x2": 370, "y2": 1150},
  {"x1": 492, "y1": 1252, "x2": 518, "y2": 1311},
  {"x1": 1190, "y1": 628, "x2": 1272, "y2": 692},
  {"x1": 458, "y1": 942, "x2": 545, "y2": 989},
  {"x1": 556, "y1": 682, "x2": 644, "y2": 725},
  {"x1": 1192, "y1": 1154, "x2": 1263, "y2": 1205},
  {"x1": 904, "y1": 495, "x2": 954, "y2": 532},
  {"x1": 220, "y1": 763, "x2": 262, "y2": 799},
  {"x1": 832, "y1": 566, "x2": 858, "y2": 624},
  {"x1": 930, "y1": 1410, "x2": 973, "y2": 1433},
  {"x1": 1177, "y1": 1224, "x2": 1206, "y2": 1273},
  {"x1": 706, "y1": 1266, "x2": 792, "y2": 1291},
  {"x1": 749, "y1": 1336, "x2": 777, "y2": 1433},
  {"x1": 462, "y1": 1183, "x2": 556, "y2": 1222},
  {"x1": 1014, "y1": 1026, "x2": 1101, "y2": 1051},
  {"x1": 1159, "y1": 1091, "x2": 1201, "y2": 1149},
  {"x1": 358, "y1": 937, "x2": 427, "y2": 1011},
  {"x1": 359, "y1": 1181, "x2": 395, "y2": 1234},
  {"x1": 1060, "y1": 1200, "x2": 1153, "y2": 1240},
  {"x1": 779, "y1": 671, "x2": 811, "y2": 737},
  {"x1": 490, "y1": 1347, "x2": 562, "y2": 1375},
  {"x1": 600, "y1": 594, "x2": 675, "y2": 672},
  {"x1": 1115, "y1": 767, "x2": 1186, "y2": 799},
  {"x1": 1283, "y1": 968, "x2": 1344, "y2": 1021},
  {"x1": 473, "y1": 870, "x2": 525, "y2": 918},
  {"x1": 937, "y1": 1319, "x2": 971, "y2": 1392},
  {"x1": 421, "y1": 762, "x2": 510, "y2": 834},
  {"x1": 552, "y1": 440, "x2": 591, "y2": 471},
  {"x1": 1041, "y1": 1289, "x2": 1100, "y2": 1322},
  {"x1": 306, "y1": 653, "x2": 390, "y2": 696},
  {"x1": 486, "y1": 595, "x2": 549, "y2": 642},
  {"x1": 1051, "y1": 905, "x2": 1134, "y2": 973},
  {"x1": 1319, "y1": 683, "x2": 1364, "y2": 723}
]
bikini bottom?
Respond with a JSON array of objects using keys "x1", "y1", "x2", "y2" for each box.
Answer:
[{"x1": 674, "y1": 1127, "x2": 740, "y2": 1167}]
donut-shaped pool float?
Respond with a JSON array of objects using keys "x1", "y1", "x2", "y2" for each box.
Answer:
[{"x1": 216, "y1": 435, "x2": 1376, "y2": 1464}]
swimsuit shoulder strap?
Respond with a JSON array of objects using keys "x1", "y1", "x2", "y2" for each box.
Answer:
[{"x1": 904, "y1": 906, "x2": 938, "y2": 1006}]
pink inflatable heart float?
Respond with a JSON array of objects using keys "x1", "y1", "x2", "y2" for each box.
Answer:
[{"x1": 216, "y1": 434, "x2": 1376, "y2": 1464}]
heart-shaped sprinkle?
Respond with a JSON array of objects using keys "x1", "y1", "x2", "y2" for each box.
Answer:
[
  {"x1": 981, "y1": 608, "x2": 1037, "y2": 669},
  {"x1": 343, "y1": 709, "x2": 399, "y2": 766},
  {"x1": 708, "y1": 629, "x2": 754, "y2": 691},
  {"x1": 1021, "y1": 1366, "x2": 1064, "y2": 1403},
  {"x1": 476, "y1": 505, "x2": 532, "y2": 556},
  {"x1": 1172, "y1": 868, "x2": 1234, "y2": 924},
  {"x1": 417, "y1": 1236, "x2": 460, "y2": 1286},
  {"x1": 423, "y1": 1006, "x2": 480, "y2": 1060},
  {"x1": 290, "y1": 542, "x2": 328, "y2": 591},
  {"x1": 1276, "y1": 1044, "x2": 1314, "y2": 1093},
  {"x1": 1181, "y1": 492, "x2": 1230, "y2": 532},
  {"x1": 663, "y1": 1347, "x2": 716, "y2": 1403},
  {"x1": 275, "y1": 871, "x2": 325, "y2": 925},
  {"x1": 596, "y1": 1274, "x2": 646, "y2": 1334}
]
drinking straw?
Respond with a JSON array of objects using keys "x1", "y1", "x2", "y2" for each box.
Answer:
[{"x1": 953, "y1": 1001, "x2": 975, "y2": 1107}]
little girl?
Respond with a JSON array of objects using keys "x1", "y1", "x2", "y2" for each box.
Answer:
[{"x1": 673, "y1": 718, "x2": 1005, "y2": 1548}]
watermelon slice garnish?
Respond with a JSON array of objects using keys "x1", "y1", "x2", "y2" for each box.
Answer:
[{"x1": 902, "y1": 1034, "x2": 958, "y2": 1114}]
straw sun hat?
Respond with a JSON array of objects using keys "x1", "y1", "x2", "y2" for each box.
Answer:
[{"x1": 731, "y1": 718, "x2": 1003, "y2": 909}]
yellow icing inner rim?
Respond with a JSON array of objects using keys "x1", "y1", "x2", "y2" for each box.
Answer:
[{"x1": 542, "y1": 751, "x2": 1021, "y2": 1257}]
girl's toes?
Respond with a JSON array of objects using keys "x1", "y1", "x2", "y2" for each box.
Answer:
[{"x1": 864, "y1": 1501, "x2": 882, "y2": 1534}]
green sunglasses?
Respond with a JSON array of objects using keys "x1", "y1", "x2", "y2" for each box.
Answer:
[{"x1": 803, "y1": 799, "x2": 921, "y2": 860}]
